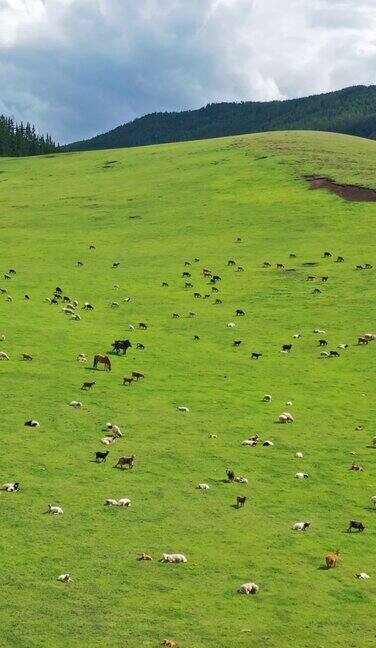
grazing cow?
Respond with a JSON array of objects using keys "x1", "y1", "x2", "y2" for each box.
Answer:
[
  {"x1": 138, "y1": 553, "x2": 153, "y2": 561},
  {"x1": 306, "y1": 275, "x2": 316, "y2": 281},
  {"x1": 112, "y1": 262, "x2": 120, "y2": 268},
  {"x1": 324, "y1": 251, "x2": 332, "y2": 258},
  {"x1": 115, "y1": 455, "x2": 135, "y2": 469},
  {"x1": 276, "y1": 263, "x2": 284, "y2": 269},
  {"x1": 251, "y1": 352, "x2": 262, "y2": 359},
  {"x1": 22, "y1": 353, "x2": 32, "y2": 361},
  {"x1": 96, "y1": 450, "x2": 109, "y2": 463},
  {"x1": 4, "y1": 274, "x2": 11, "y2": 280},
  {"x1": 93, "y1": 354, "x2": 111, "y2": 371},
  {"x1": 172, "y1": 313, "x2": 180, "y2": 318},
  {"x1": 212, "y1": 275, "x2": 221, "y2": 282},
  {"x1": 325, "y1": 550, "x2": 340, "y2": 568},
  {"x1": 82, "y1": 381, "x2": 95, "y2": 390},
  {"x1": 184, "y1": 261, "x2": 191, "y2": 266},
  {"x1": 162, "y1": 282, "x2": 169, "y2": 287},
  {"x1": 236, "y1": 309, "x2": 245, "y2": 316},
  {"x1": 228, "y1": 259, "x2": 236, "y2": 266},
  {"x1": 112, "y1": 339, "x2": 132, "y2": 355},
  {"x1": 238, "y1": 582, "x2": 259, "y2": 595},
  {"x1": 319, "y1": 339, "x2": 328, "y2": 346},
  {"x1": 139, "y1": 322, "x2": 147, "y2": 329},
  {"x1": 89, "y1": 244, "x2": 95, "y2": 249},
  {"x1": 182, "y1": 272, "x2": 191, "y2": 278},
  {"x1": 132, "y1": 371, "x2": 144, "y2": 381},
  {"x1": 336, "y1": 256, "x2": 344, "y2": 262},
  {"x1": 194, "y1": 292, "x2": 202, "y2": 298},
  {"x1": 211, "y1": 286, "x2": 219, "y2": 293},
  {"x1": 330, "y1": 351, "x2": 339, "y2": 357},
  {"x1": 282, "y1": 344, "x2": 292, "y2": 352},
  {"x1": 348, "y1": 520, "x2": 365, "y2": 532},
  {"x1": 185, "y1": 282, "x2": 193, "y2": 288},
  {"x1": 233, "y1": 340, "x2": 242, "y2": 347},
  {"x1": 123, "y1": 377, "x2": 133, "y2": 386},
  {"x1": 236, "y1": 496, "x2": 247, "y2": 508}
]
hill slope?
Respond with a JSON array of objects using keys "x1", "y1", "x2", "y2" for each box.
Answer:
[
  {"x1": 65, "y1": 85, "x2": 376, "y2": 152},
  {"x1": 0, "y1": 131, "x2": 375, "y2": 648}
]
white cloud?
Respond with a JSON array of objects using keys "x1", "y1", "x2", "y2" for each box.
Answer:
[{"x1": 0, "y1": 0, "x2": 375, "y2": 142}]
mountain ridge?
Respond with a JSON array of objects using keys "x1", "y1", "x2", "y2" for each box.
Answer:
[{"x1": 64, "y1": 85, "x2": 376, "y2": 152}]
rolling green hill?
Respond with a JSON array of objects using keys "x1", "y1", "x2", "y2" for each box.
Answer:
[
  {"x1": 0, "y1": 131, "x2": 375, "y2": 648},
  {"x1": 65, "y1": 85, "x2": 376, "y2": 152}
]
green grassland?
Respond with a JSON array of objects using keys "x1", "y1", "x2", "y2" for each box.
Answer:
[{"x1": 0, "y1": 131, "x2": 375, "y2": 648}]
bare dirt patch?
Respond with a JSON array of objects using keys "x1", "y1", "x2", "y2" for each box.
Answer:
[{"x1": 304, "y1": 175, "x2": 376, "y2": 202}]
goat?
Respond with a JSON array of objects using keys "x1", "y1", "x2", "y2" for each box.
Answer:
[
  {"x1": 236, "y1": 496, "x2": 247, "y2": 508},
  {"x1": 82, "y1": 381, "x2": 95, "y2": 390},
  {"x1": 114, "y1": 455, "x2": 135, "y2": 469},
  {"x1": 325, "y1": 550, "x2": 340, "y2": 568},
  {"x1": 95, "y1": 450, "x2": 109, "y2": 463}
]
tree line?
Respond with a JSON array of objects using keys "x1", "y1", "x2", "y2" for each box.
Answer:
[
  {"x1": 65, "y1": 85, "x2": 376, "y2": 152},
  {"x1": 0, "y1": 115, "x2": 58, "y2": 157}
]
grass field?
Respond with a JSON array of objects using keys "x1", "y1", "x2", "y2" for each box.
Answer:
[{"x1": 0, "y1": 130, "x2": 375, "y2": 648}]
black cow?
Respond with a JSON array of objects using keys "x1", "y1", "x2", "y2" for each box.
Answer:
[
  {"x1": 348, "y1": 520, "x2": 365, "y2": 532},
  {"x1": 112, "y1": 339, "x2": 132, "y2": 355}
]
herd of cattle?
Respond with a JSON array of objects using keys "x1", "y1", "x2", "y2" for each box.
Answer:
[{"x1": 0, "y1": 245, "x2": 374, "y2": 640}]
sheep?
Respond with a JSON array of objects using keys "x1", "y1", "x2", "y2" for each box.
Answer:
[
  {"x1": 209, "y1": 434, "x2": 217, "y2": 439},
  {"x1": 286, "y1": 401, "x2": 293, "y2": 406},
  {"x1": 57, "y1": 574, "x2": 71, "y2": 582},
  {"x1": 104, "y1": 499, "x2": 118, "y2": 507},
  {"x1": 295, "y1": 452, "x2": 304, "y2": 459},
  {"x1": 69, "y1": 401, "x2": 83, "y2": 409},
  {"x1": 227, "y1": 322, "x2": 236, "y2": 328},
  {"x1": 70, "y1": 313, "x2": 81, "y2": 321},
  {"x1": 263, "y1": 394, "x2": 272, "y2": 402},
  {"x1": 242, "y1": 439, "x2": 258, "y2": 446},
  {"x1": 279, "y1": 412, "x2": 294, "y2": 423},
  {"x1": 118, "y1": 498, "x2": 132, "y2": 507},
  {"x1": 138, "y1": 553, "x2": 153, "y2": 561},
  {"x1": 295, "y1": 472, "x2": 308, "y2": 479},
  {"x1": 104, "y1": 423, "x2": 123, "y2": 438},
  {"x1": 293, "y1": 333, "x2": 301, "y2": 339},
  {"x1": 238, "y1": 582, "x2": 259, "y2": 595},
  {"x1": 314, "y1": 329, "x2": 326, "y2": 334},
  {"x1": 370, "y1": 496, "x2": 376, "y2": 507},
  {"x1": 47, "y1": 504, "x2": 63, "y2": 515},
  {"x1": 1, "y1": 482, "x2": 19, "y2": 492},
  {"x1": 234, "y1": 476, "x2": 248, "y2": 484},
  {"x1": 355, "y1": 573, "x2": 370, "y2": 579},
  {"x1": 128, "y1": 324, "x2": 135, "y2": 330},
  {"x1": 111, "y1": 301, "x2": 119, "y2": 308},
  {"x1": 178, "y1": 406, "x2": 189, "y2": 412},
  {"x1": 101, "y1": 436, "x2": 117, "y2": 446},
  {"x1": 76, "y1": 353, "x2": 87, "y2": 362},
  {"x1": 161, "y1": 640, "x2": 177, "y2": 648},
  {"x1": 363, "y1": 333, "x2": 376, "y2": 341},
  {"x1": 263, "y1": 440, "x2": 274, "y2": 447},
  {"x1": 161, "y1": 554, "x2": 187, "y2": 563},
  {"x1": 0, "y1": 351, "x2": 10, "y2": 360},
  {"x1": 196, "y1": 483, "x2": 209, "y2": 490},
  {"x1": 320, "y1": 351, "x2": 330, "y2": 357},
  {"x1": 292, "y1": 522, "x2": 310, "y2": 531},
  {"x1": 24, "y1": 420, "x2": 40, "y2": 427}
]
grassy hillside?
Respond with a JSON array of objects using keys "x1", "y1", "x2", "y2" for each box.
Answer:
[
  {"x1": 65, "y1": 85, "x2": 376, "y2": 152},
  {"x1": 0, "y1": 131, "x2": 375, "y2": 648}
]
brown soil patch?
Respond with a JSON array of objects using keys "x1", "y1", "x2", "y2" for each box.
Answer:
[{"x1": 304, "y1": 175, "x2": 376, "y2": 202}]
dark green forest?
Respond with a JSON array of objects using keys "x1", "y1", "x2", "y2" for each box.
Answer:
[
  {"x1": 0, "y1": 115, "x2": 58, "y2": 156},
  {"x1": 65, "y1": 85, "x2": 376, "y2": 152}
]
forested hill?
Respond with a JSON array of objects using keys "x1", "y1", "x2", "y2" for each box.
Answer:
[
  {"x1": 0, "y1": 115, "x2": 58, "y2": 157},
  {"x1": 65, "y1": 85, "x2": 376, "y2": 152}
]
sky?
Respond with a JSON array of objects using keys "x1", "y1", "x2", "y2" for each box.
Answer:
[{"x1": 0, "y1": 0, "x2": 375, "y2": 144}]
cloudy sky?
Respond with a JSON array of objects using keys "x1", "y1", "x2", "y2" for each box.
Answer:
[{"x1": 0, "y1": 0, "x2": 375, "y2": 143}]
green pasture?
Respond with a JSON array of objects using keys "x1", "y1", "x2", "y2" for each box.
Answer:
[{"x1": 0, "y1": 131, "x2": 375, "y2": 648}]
